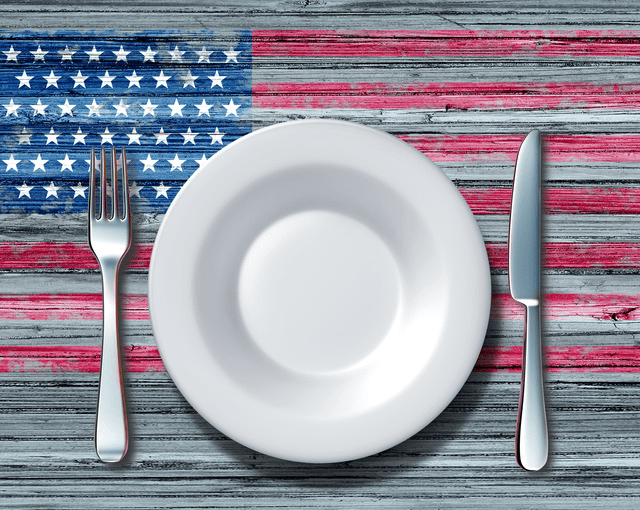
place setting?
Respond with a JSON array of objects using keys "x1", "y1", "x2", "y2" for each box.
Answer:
[
  {"x1": 89, "y1": 118, "x2": 547, "y2": 469},
  {"x1": 1, "y1": 32, "x2": 548, "y2": 469}
]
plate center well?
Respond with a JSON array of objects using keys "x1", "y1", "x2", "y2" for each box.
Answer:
[{"x1": 238, "y1": 210, "x2": 401, "y2": 374}]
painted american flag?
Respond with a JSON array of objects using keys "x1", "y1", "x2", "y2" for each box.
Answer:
[
  {"x1": 0, "y1": 30, "x2": 251, "y2": 214},
  {"x1": 2, "y1": 29, "x2": 640, "y2": 376}
]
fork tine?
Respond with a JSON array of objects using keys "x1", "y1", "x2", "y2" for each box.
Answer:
[
  {"x1": 89, "y1": 147, "x2": 96, "y2": 221},
  {"x1": 121, "y1": 147, "x2": 130, "y2": 220},
  {"x1": 111, "y1": 146, "x2": 119, "y2": 220},
  {"x1": 100, "y1": 147, "x2": 108, "y2": 220}
]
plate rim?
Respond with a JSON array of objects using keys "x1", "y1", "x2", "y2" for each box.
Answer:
[{"x1": 148, "y1": 119, "x2": 491, "y2": 463}]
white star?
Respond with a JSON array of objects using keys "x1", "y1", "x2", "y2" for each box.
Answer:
[
  {"x1": 208, "y1": 127, "x2": 225, "y2": 145},
  {"x1": 71, "y1": 182, "x2": 88, "y2": 198},
  {"x1": 153, "y1": 70, "x2": 170, "y2": 88},
  {"x1": 169, "y1": 45, "x2": 185, "y2": 62},
  {"x1": 3, "y1": 99, "x2": 20, "y2": 116},
  {"x1": 30, "y1": 99, "x2": 47, "y2": 116},
  {"x1": 196, "y1": 99, "x2": 213, "y2": 117},
  {"x1": 16, "y1": 70, "x2": 33, "y2": 88},
  {"x1": 3, "y1": 154, "x2": 20, "y2": 171},
  {"x1": 58, "y1": 46, "x2": 75, "y2": 61},
  {"x1": 127, "y1": 127, "x2": 142, "y2": 145},
  {"x1": 125, "y1": 70, "x2": 143, "y2": 88},
  {"x1": 141, "y1": 154, "x2": 158, "y2": 171},
  {"x1": 4, "y1": 45, "x2": 20, "y2": 62},
  {"x1": 208, "y1": 70, "x2": 226, "y2": 88},
  {"x1": 72, "y1": 71, "x2": 87, "y2": 88},
  {"x1": 154, "y1": 127, "x2": 170, "y2": 145},
  {"x1": 179, "y1": 70, "x2": 198, "y2": 88},
  {"x1": 58, "y1": 154, "x2": 76, "y2": 171},
  {"x1": 223, "y1": 47, "x2": 240, "y2": 63},
  {"x1": 129, "y1": 181, "x2": 143, "y2": 198},
  {"x1": 16, "y1": 183, "x2": 34, "y2": 198},
  {"x1": 86, "y1": 46, "x2": 103, "y2": 61},
  {"x1": 196, "y1": 46, "x2": 213, "y2": 63},
  {"x1": 181, "y1": 127, "x2": 197, "y2": 145},
  {"x1": 84, "y1": 155, "x2": 100, "y2": 171},
  {"x1": 31, "y1": 154, "x2": 48, "y2": 172},
  {"x1": 153, "y1": 182, "x2": 171, "y2": 198},
  {"x1": 168, "y1": 154, "x2": 185, "y2": 171},
  {"x1": 45, "y1": 127, "x2": 59, "y2": 145},
  {"x1": 168, "y1": 99, "x2": 185, "y2": 117},
  {"x1": 44, "y1": 70, "x2": 60, "y2": 88},
  {"x1": 140, "y1": 46, "x2": 157, "y2": 61},
  {"x1": 99, "y1": 70, "x2": 115, "y2": 88},
  {"x1": 101, "y1": 128, "x2": 115, "y2": 145},
  {"x1": 44, "y1": 181, "x2": 61, "y2": 198},
  {"x1": 31, "y1": 45, "x2": 47, "y2": 62},
  {"x1": 113, "y1": 45, "x2": 130, "y2": 62},
  {"x1": 141, "y1": 98, "x2": 158, "y2": 116},
  {"x1": 113, "y1": 99, "x2": 130, "y2": 116},
  {"x1": 18, "y1": 128, "x2": 31, "y2": 145},
  {"x1": 73, "y1": 128, "x2": 87, "y2": 145},
  {"x1": 223, "y1": 99, "x2": 241, "y2": 116},
  {"x1": 86, "y1": 99, "x2": 103, "y2": 116},
  {"x1": 195, "y1": 154, "x2": 210, "y2": 169},
  {"x1": 58, "y1": 99, "x2": 75, "y2": 116}
]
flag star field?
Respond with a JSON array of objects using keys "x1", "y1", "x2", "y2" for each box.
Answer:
[{"x1": 0, "y1": 31, "x2": 252, "y2": 213}]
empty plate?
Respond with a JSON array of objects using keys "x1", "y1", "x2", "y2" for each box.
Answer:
[{"x1": 148, "y1": 119, "x2": 491, "y2": 463}]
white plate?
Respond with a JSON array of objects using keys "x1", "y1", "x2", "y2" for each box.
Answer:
[{"x1": 148, "y1": 120, "x2": 491, "y2": 463}]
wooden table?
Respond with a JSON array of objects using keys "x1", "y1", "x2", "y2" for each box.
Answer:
[{"x1": 2, "y1": 2, "x2": 640, "y2": 508}]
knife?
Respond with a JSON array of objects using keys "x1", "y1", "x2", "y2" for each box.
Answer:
[{"x1": 508, "y1": 129, "x2": 548, "y2": 471}]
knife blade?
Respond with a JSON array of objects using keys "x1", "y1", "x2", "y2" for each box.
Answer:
[{"x1": 508, "y1": 129, "x2": 548, "y2": 471}]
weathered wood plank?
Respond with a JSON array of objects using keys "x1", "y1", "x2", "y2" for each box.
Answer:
[
  {"x1": 253, "y1": 107, "x2": 640, "y2": 134},
  {"x1": 3, "y1": 2, "x2": 640, "y2": 31},
  {"x1": 4, "y1": 213, "x2": 640, "y2": 243},
  {"x1": 253, "y1": 60, "x2": 640, "y2": 85}
]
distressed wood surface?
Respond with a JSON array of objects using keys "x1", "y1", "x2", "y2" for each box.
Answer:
[{"x1": 2, "y1": 5, "x2": 640, "y2": 509}]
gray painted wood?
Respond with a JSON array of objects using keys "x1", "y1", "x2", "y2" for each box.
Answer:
[
  {"x1": 2, "y1": 372, "x2": 640, "y2": 508},
  {"x1": 253, "y1": 59, "x2": 640, "y2": 84},
  {"x1": 2, "y1": 1, "x2": 640, "y2": 30},
  {"x1": 1, "y1": 3, "x2": 640, "y2": 509},
  {"x1": 4, "y1": 213, "x2": 640, "y2": 243}
]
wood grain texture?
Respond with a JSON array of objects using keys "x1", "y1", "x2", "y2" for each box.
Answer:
[{"x1": 2, "y1": 7, "x2": 640, "y2": 509}]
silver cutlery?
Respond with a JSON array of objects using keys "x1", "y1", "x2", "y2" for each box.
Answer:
[
  {"x1": 88, "y1": 147, "x2": 131, "y2": 463},
  {"x1": 508, "y1": 129, "x2": 548, "y2": 471}
]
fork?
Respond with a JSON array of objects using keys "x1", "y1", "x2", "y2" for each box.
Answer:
[{"x1": 88, "y1": 147, "x2": 131, "y2": 463}]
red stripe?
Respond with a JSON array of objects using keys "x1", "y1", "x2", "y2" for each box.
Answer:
[
  {"x1": 1, "y1": 345, "x2": 638, "y2": 373},
  {"x1": 0, "y1": 242, "x2": 152, "y2": 270},
  {"x1": 2, "y1": 241, "x2": 640, "y2": 270},
  {"x1": 486, "y1": 242, "x2": 640, "y2": 269},
  {"x1": 461, "y1": 188, "x2": 640, "y2": 215},
  {"x1": 253, "y1": 30, "x2": 640, "y2": 58},
  {"x1": 476, "y1": 346, "x2": 640, "y2": 373},
  {"x1": 0, "y1": 293, "x2": 639, "y2": 322},
  {"x1": 0, "y1": 294, "x2": 149, "y2": 320},
  {"x1": 254, "y1": 82, "x2": 640, "y2": 110},
  {"x1": 0, "y1": 346, "x2": 164, "y2": 373},
  {"x1": 491, "y1": 294, "x2": 640, "y2": 322},
  {"x1": 400, "y1": 135, "x2": 640, "y2": 162}
]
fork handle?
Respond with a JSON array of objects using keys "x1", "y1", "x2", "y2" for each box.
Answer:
[
  {"x1": 95, "y1": 260, "x2": 128, "y2": 463},
  {"x1": 515, "y1": 304, "x2": 548, "y2": 471}
]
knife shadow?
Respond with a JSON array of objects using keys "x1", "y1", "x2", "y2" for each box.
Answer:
[{"x1": 539, "y1": 138, "x2": 555, "y2": 471}]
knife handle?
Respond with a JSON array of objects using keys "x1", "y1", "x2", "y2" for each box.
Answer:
[{"x1": 515, "y1": 303, "x2": 548, "y2": 471}]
